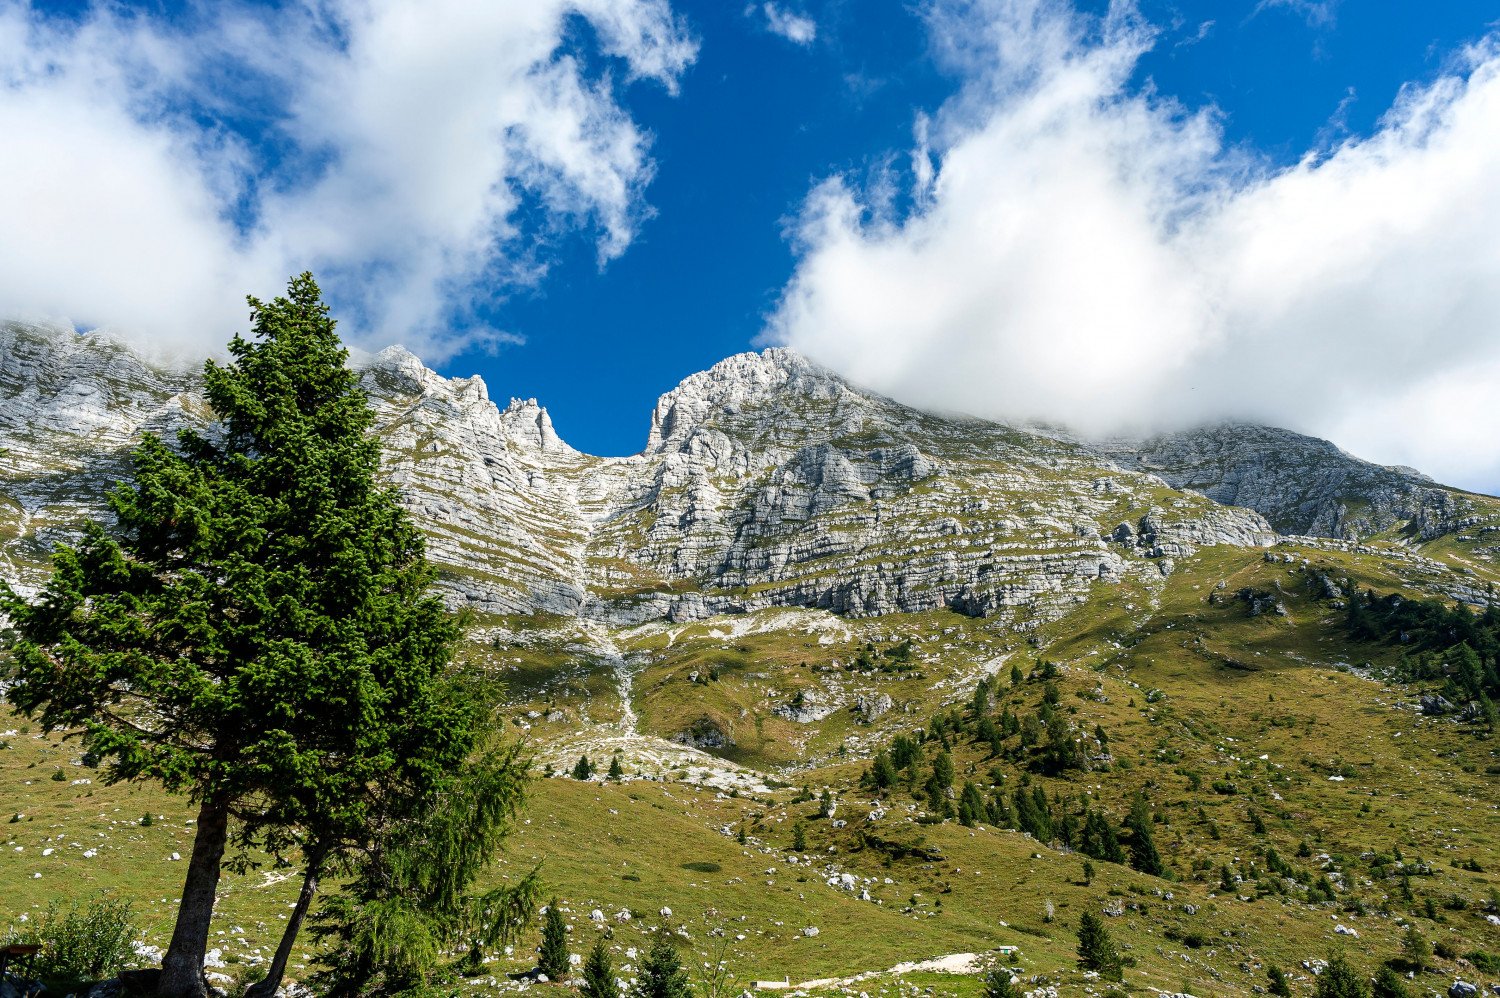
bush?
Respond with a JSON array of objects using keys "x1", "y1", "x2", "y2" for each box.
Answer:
[
  {"x1": 3, "y1": 895, "x2": 138, "y2": 986},
  {"x1": 1466, "y1": 950, "x2": 1500, "y2": 974}
]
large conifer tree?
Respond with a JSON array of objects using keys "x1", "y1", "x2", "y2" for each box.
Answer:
[{"x1": 0, "y1": 274, "x2": 481, "y2": 998}]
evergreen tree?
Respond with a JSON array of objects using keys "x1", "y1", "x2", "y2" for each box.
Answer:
[
  {"x1": 1082, "y1": 860, "x2": 1095, "y2": 886},
  {"x1": 793, "y1": 822, "x2": 807, "y2": 852},
  {"x1": 0, "y1": 275, "x2": 485, "y2": 998},
  {"x1": 958, "y1": 782, "x2": 987, "y2": 827},
  {"x1": 971, "y1": 678, "x2": 991, "y2": 717},
  {"x1": 982, "y1": 967, "x2": 1018, "y2": 998},
  {"x1": 1314, "y1": 953, "x2": 1369, "y2": 998},
  {"x1": 1372, "y1": 966, "x2": 1410, "y2": 998},
  {"x1": 890, "y1": 734, "x2": 920, "y2": 770},
  {"x1": 538, "y1": 899, "x2": 570, "y2": 980},
  {"x1": 608, "y1": 755, "x2": 624, "y2": 781},
  {"x1": 1076, "y1": 911, "x2": 1123, "y2": 981},
  {"x1": 573, "y1": 755, "x2": 594, "y2": 780},
  {"x1": 1126, "y1": 794, "x2": 1165, "y2": 877},
  {"x1": 311, "y1": 733, "x2": 540, "y2": 994},
  {"x1": 1400, "y1": 925, "x2": 1430, "y2": 971},
  {"x1": 1011, "y1": 662, "x2": 1024, "y2": 687},
  {"x1": 633, "y1": 936, "x2": 693, "y2": 998},
  {"x1": 869, "y1": 751, "x2": 897, "y2": 792},
  {"x1": 580, "y1": 939, "x2": 620, "y2": 998},
  {"x1": 1081, "y1": 810, "x2": 1126, "y2": 864},
  {"x1": 1267, "y1": 965, "x2": 1292, "y2": 997}
]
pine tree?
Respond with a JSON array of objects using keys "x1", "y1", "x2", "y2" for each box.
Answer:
[
  {"x1": 1401, "y1": 925, "x2": 1430, "y2": 971},
  {"x1": 608, "y1": 755, "x2": 624, "y2": 781},
  {"x1": 538, "y1": 899, "x2": 570, "y2": 980},
  {"x1": 1011, "y1": 662, "x2": 1024, "y2": 687},
  {"x1": 634, "y1": 936, "x2": 693, "y2": 998},
  {"x1": 580, "y1": 938, "x2": 620, "y2": 998},
  {"x1": 1314, "y1": 953, "x2": 1370, "y2": 998},
  {"x1": 0, "y1": 274, "x2": 484, "y2": 998},
  {"x1": 1267, "y1": 965, "x2": 1292, "y2": 997},
  {"x1": 574, "y1": 755, "x2": 594, "y2": 780},
  {"x1": 1372, "y1": 965, "x2": 1410, "y2": 998},
  {"x1": 1076, "y1": 911, "x2": 1123, "y2": 981},
  {"x1": 793, "y1": 822, "x2": 807, "y2": 852},
  {"x1": 870, "y1": 751, "x2": 897, "y2": 792},
  {"x1": 1082, "y1": 860, "x2": 1095, "y2": 886},
  {"x1": 982, "y1": 967, "x2": 1018, "y2": 998},
  {"x1": 958, "y1": 782, "x2": 987, "y2": 827},
  {"x1": 1126, "y1": 794, "x2": 1165, "y2": 877}
]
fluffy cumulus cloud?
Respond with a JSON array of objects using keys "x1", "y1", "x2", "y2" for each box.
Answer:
[
  {"x1": 0, "y1": 0, "x2": 694, "y2": 359},
  {"x1": 766, "y1": 0, "x2": 1500, "y2": 492},
  {"x1": 757, "y1": 3, "x2": 817, "y2": 45}
]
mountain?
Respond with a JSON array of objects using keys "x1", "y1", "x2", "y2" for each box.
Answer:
[
  {"x1": 5, "y1": 321, "x2": 1494, "y2": 622},
  {"x1": 5, "y1": 321, "x2": 1500, "y2": 996}
]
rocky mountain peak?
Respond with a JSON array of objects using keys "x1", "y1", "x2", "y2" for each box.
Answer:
[
  {"x1": 645, "y1": 348, "x2": 839, "y2": 453},
  {"x1": 500, "y1": 397, "x2": 575, "y2": 456}
]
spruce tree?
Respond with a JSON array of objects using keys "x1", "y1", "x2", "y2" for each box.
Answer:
[
  {"x1": 793, "y1": 822, "x2": 807, "y2": 851},
  {"x1": 1314, "y1": 953, "x2": 1370, "y2": 998},
  {"x1": 538, "y1": 899, "x2": 570, "y2": 980},
  {"x1": 1126, "y1": 794, "x2": 1165, "y2": 877},
  {"x1": 0, "y1": 274, "x2": 483, "y2": 998},
  {"x1": 1267, "y1": 965, "x2": 1292, "y2": 997},
  {"x1": 574, "y1": 754, "x2": 594, "y2": 780},
  {"x1": 634, "y1": 936, "x2": 693, "y2": 998},
  {"x1": 608, "y1": 755, "x2": 624, "y2": 781},
  {"x1": 1076, "y1": 911, "x2": 1123, "y2": 981},
  {"x1": 958, "y1": 782, "x2": 987, "y2": 827},
  {"x1": 1401, "y1": 925, "x2": 1430, "y2": 971},
  {"x1": 870, "y1": 751, "x2": 897, "y2": 792},
  {"x1": 580, "y1": 938, "x2": 620, "y2": 998}
]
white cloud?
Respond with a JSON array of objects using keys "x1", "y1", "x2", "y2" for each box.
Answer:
[
  {"x1": 0, "y1": 0, "x2": 695, "y2": 360},
  {"x1": 766, "y1": 0, "x2": 1500, "y2": 493},
  {"x1": 1252, "y1": 0, "x2": 1338, "y2": 29},
  {"x1": 758, "y1": 3, "x2": 817, "y2": 45}
]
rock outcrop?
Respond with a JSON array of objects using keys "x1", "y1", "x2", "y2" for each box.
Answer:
[
  {"x1": 4, "y1": 324, "x2": 1491, "y2": 628},
  {"x1": 1101, "y1": 423, "x2": 1474, "y2": 540}
]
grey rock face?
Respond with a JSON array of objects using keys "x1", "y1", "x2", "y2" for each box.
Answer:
[
  {"x1": 1101, "y1": 422, "x2": 1472, "y2": 540},
  {"x1": 19, "y1": 327, "x2": 1475, "y2": 631}
]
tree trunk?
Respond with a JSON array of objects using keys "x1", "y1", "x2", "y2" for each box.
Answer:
[
  {"x1": 247, "y1": 846, "x2": 326, "y2": 998},
  {"x1": 158, "y1": 794, "x2": 231, "y2": 998}
]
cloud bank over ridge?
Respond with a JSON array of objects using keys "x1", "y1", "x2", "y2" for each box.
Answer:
[{"x1": 767, "y1": 0, "x2": 1500, "y2": 493}]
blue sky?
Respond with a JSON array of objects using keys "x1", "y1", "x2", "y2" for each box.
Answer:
[
  {"x1": 3, "y1": 0, "x2": 1500, "y2": 490},
  {"x1": 472, "y1": 0, "x2": 1498, "y2": 456}
]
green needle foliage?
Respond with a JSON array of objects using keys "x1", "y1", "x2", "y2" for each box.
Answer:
[
  {"x1": 1314, "y1": 953, "x2": 1370, "y2": 998},
  {"x1": 0, "y1": 274, "x2": 499, "y2": 998},
  {"x1": 310, "y1": 730, "x2": 540, "y2": 995},
  {"x1": 580, "y1": 938, "x2": 620, "y2": 998},
  {"x1": 538, "y1": 899, "x2": 571, "y2": 980},
  {"x1": 1373, "y1": 965, "x2": 1410, "y2": 998},
  {"x1": 1076, "y1": 911, "x2": 1123, "y2": 982},
  {"x1": 1126, "y1": 794, "x2": 1165, "y2": 878},
  {"x1": 1267, "y1": 964, "x2": 1293, "y2": 997},
  {"x1": 633, "y1": 936, "x2": 693, "y2": 998},
  {"x1": 1401, "y1": 925, "x2": 1430, "y2": 971},
  {"x1": 982, "y1": 967, "x2": 1018, "y2": 998}
]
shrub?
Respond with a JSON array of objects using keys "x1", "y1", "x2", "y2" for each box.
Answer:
[{"x1": 3, "y1": 895, "x2": 138, "y2": 986}]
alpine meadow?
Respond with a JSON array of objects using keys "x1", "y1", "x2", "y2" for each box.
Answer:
[{"x1": 4, "y1": 1, "x2": 1500, "y2": 997}]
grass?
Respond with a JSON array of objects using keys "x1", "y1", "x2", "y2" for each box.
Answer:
[{"x1": 5, "y1": 521, "x2": 1500, "y2": 994}]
